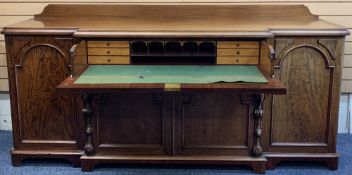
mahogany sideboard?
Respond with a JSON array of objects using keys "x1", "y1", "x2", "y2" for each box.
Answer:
[{"x1": 1, "y1": 4, "x2": 349, "y2": 173}]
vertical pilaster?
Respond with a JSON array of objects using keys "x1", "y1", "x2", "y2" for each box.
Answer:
[
  {"x1": 253, "y1": 94, "x2": 264, "y2": 157},
  {"x1": 82, "y1": 93, "x2": 94, "y2": 156}
]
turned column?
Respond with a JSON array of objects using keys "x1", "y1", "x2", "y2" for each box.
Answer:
[
  {"x1": 82, "y1": 94, "x2": 95, "y2": 156},
  {"x1": 253, "y1": 94, "x2": 264, "y2": 157}
]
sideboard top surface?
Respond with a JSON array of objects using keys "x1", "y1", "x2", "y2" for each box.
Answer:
[{"x1": 1, "y1": 4, "x2": 349, "y2": 37}]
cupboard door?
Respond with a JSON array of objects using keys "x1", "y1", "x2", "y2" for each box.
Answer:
[
  {"x1": 91, "y1": 93, "x2": 172, "y2": 155},
  {"x1": 265, "y1": 37, "x2": 343, "y2": 153},
  {"x1": 174, "y1": 92, "x2": 254, "y2": 156},
  {"x1": 6, "y1": 36, "x2": 80, "y2": 150}
]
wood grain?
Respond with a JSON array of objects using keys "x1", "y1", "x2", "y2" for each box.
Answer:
[
  {"x1": 1, "y1": 2, "x2": 352, "y2": 92},
  {"x1": 93, "y1": 93, "x2": 170, "y2": 155},
  {"x1": 57, "y1": 74, "x2": 286, "y2": 94},
  {"x1": 34, "y1": 4, "x2": 317, "y2": 20},
  {"x1": 217, "y1": 49, "x2": 259, "y2": 56},
  {"x1": 0, "y1": 2, "x2": 352, "y2": 16},
  {"x1": 76, "y1": 91, "x2": 266, "y2": 173},
  {"x1": 88, "y1": 48, "x2": 130, "y2": 56},
  {"x1": 87, "y1": 41, "x2": 129, "y2": 48},
  {"x1": 88, "y1": 56, "x2": 130, "y2": 64},
  {"x1": 263, "y1": 37, "x2": 342, "y2": 154},
  {"x1": 73, "y1": 41, "x2": 88, "y2": 75},
  {"x1": 175, "y1": 92, "x2": 252, "y2": 156},
  {"x1": 0, "y1": 1, "x2": 351, "y2": 95},
  {"x1": 2, "y1": 4, "x2": 347, "y2": 37},
  {"x1": 217, "y1": 41, "x2": 259, "y2": 49},
  {"x1": 1, "y1": 4, "x2": 347, "y2": 171},
  {"x1": 15, "y1": 39, "x2": 76, "y2": 141},
  {"x1": 273, "y1": 42, "x2": 330, "y2": 144},
  {"x1": 5, "y1": 36, "x2": 82, "y2": 163},
  {"x1": 80, "y1": 154, "x2": 266, "y2": 173},
  {"x1": 217, "y1": 56, "x2": 258, "y2": 65}
]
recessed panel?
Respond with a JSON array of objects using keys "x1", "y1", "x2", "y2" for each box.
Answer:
[
  {"x1": 17, "y1": 46, "x2": 76, "y2": 142},
  {"x1": 177, "y1": 92, "x2": 252, "y2": 155},
  {"x1": 272, "y1": 47, "x2": 331, "y2": 145},
  {"x1": 96, "y1": 93, "x2": 164, "y2": 145}
]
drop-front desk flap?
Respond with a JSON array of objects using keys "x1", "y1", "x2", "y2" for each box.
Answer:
[{"x1": 57, "y1": 65, "x2": 286, "y2": 94}]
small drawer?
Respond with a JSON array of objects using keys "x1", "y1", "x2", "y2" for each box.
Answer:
[
  {"x1": 88, "y1": 56, "x2": 130, "y2": 64},
  {"x1": 87, "y1": 41, "x2": 129, "y2": 48},
  {"x1": 88, "y1": 48, "x2": 130, "y2": 56},
  {"x1": 217, "y1": 41, "x2": 259, "y2": 49},
  {"x1": 217, "y1": 56, "x2": 259, "y2": 65},
  {"x1": 217, "y1": 48, "x2": 259, "y2": 56}
]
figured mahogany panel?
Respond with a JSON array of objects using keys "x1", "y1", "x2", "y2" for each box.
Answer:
[
  {"x1": 175, "y1": 92, "x2": 253, "y2": 156},
  {"x1": 270, "y1": 37, "x2": 341, "y2": 149},
  {"x1": 93, "y1": 93, "x2": 171, "y2": 155},
  {"x1": 8, "y1": 36, "x2": 78, "y2": 147},
  {"x1": 273, "y1": 48, "x2": 329, "y2": 143}
]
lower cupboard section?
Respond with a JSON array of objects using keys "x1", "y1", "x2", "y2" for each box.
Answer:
[
  {"x1": 89, "y1": 92, "x2": 255, "y2": 157},
  {"x1": 79, "y1": 92, "x2": 265, "y2": 172}
]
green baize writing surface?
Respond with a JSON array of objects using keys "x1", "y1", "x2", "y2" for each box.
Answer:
[{"x1": 74, "y1": 65, "x2": 267, "y2": 84}]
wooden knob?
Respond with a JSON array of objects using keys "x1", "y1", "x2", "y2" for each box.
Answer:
[
  {"x1": 236, "y1": 51, "x2": 240, "y2": 55},
  {"x1": 107, "y1": 59, "x2": 111, "y2": 62},
  {"x1": 236, "y1": 59, "x2": 239, "y2": 62},
  {"x1": 236, "y1": 44, "x2": 240, "y2": 47},
  {"x1": 107, "y1": 51, "x2": 110, "y2": 54},
  {"x1": 107, "y1": 43, "x2": 110, "y2": 46}
]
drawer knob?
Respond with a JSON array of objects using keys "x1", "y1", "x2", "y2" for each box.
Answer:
[
  {"x1": 106, "y1": 43, "x2": 110, "y2": 46},
  {"x1": 236, "y1": 44, "x2": 240, "y2": 47},
  {"x1": 107, "y1": 51, "x2": 110, "y2": 54},
  {"x1": 107, "y1": 59, "x2": 111, "y2": 62},
  {"x1": 236, "y1": 59, "x2": 239, "y2": 62},
  {"x1": 237, "y1": 51, "x2": 240, "y2": 55}
]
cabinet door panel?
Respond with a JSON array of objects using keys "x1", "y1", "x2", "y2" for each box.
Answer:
[
  {"x1": 7, "y1": 36, "x2": 78, "y2": 149},
  {"x1": 272, "y1": 47, "x2": 330, "y2": 144},
  {"x1": 93, "y1": 93, "x2": 171, "y2": 155},
  {"x1": 266, "y1": 37, "x2": 342, "y2": 153},
  {"x1": 175, "y1": 92, "x2": 254, "y2": 156},
  {"x1": 18, "y1": 46, "x2": 74, "y2": 141}
]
